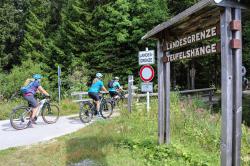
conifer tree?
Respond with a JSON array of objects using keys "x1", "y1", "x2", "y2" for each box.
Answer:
[{"x1": 0, "y1": 2, "x2": 23, "y2": 70}]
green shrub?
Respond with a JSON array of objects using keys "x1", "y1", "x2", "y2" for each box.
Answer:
[{"x1": 0, "y1": 59, "x2": 51, "y2": 100}]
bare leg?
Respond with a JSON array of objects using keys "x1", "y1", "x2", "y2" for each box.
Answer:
[
  {"x1": 95, "y1": 101, "x2": 100, "y2": 113},
  {"x1": 31, "y1": 105, "x2": 39, "y2": 120}
]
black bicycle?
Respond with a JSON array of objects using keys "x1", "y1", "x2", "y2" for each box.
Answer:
[
  {"x1": 110, "y1": 91, "x2": 127, "y2": 108},
  {"x1": 79, "y1": 92, "x2": 113, "y2": 123},
  {"x1": 10, "y1": 96, "x2": 60, "y2": 130}
]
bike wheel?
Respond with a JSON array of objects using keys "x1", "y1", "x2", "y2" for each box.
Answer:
[
  {"x1": 79, "y1": 102, "x2": 93, "y2": 123},
  {"x1": 10, "y1": 106, "x2": 31, "y2": 130},
  {"x1": 100, "y1": 100, "x2": 113, "y2": 119},
  {"x1": 42, "y1": 104, "x2": 60, "y2": 124}
]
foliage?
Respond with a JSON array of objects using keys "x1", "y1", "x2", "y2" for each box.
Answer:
[
  {"x1": 0, "y1": 59, "x2": 49, "y2": 100},
  {"x1": 0, "y1": 1, "x2": 23, "y2": 70},
  {"x1": 84, "y1": 0, "x2": 169, "y2": 83},
  {"x1": 1, "y1": 0, "x2": 250, "y2": 95}
]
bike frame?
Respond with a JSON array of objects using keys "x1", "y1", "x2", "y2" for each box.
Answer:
[
  {"x1": 33, "y1": 99, "x2": 47, "y2": 117},
  {"x1": 87, "y1": 93, "x2": 107, "y2": 112}
]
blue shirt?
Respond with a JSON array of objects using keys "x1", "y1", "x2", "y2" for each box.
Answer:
[
  {"x1": 109, "y1": 81, "x2": 121, "y2": 92},
  {"x1": 88, "y1": 80, "x2": 104, "y2": 93}
]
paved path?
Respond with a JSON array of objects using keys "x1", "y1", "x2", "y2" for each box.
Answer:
[{"x1": 0, "y1": 115, "x2": 92, "y2": 150}]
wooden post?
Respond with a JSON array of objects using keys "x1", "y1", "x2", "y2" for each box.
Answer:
[
  {"x1": 190, "y1": 61, "x2": 196, "y2": 90},
  {"x1": 157, "y1": 40, "x2": 165, "y2": 144},
  {"x1": 164, "y1": 53, "x2": 170, "y2": 144},
  {"x1": 173, "y1": 63, "x2": 177, "y2": 89},
  {"x1": 209, "y1": 90, "x2": 212, "y2": 103},
  {"x1": 232, "y1": 8, "x2": 242, "y2": 166},
  {"x1": 128, "y1": 75, "x2": 133, "y2": 113},
  {"x1": 220, "y1": 7, "x2": 233, "y2": 166},
  {"x1": 187, "y1": 64, "x2": 191, "y2": 89}
]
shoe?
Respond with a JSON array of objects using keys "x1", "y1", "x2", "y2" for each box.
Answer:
[
  {"x1": 96, "y1": 113, "x2": 104, "y2": 119},
  {"x1": 27, "y1": 121, "x2": 33, "y2": 128},
  {"x1": 30, "y1": 118, "x2": 37, "y2": 124}
]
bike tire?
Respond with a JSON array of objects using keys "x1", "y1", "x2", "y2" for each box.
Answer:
[
  {"x1": 100, "y1": 100, "x2": 113, "y2": 119},
  {"x1": 10, "y1": 106, "x2": 31, "y2": 130},
  {"x1": 79, "y1": 102, "x2": 93, "y2": 123},
  {"x1": 41, "y1": 103, "x2": 60, "y2": 124}
]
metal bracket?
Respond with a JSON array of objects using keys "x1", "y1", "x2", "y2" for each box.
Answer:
[
  {"x1": 230, "y1": 20, "x2": 241, "y2": 31},
  {"x1": 230, "y1": 39, "x2": 241, "y2": 49}
]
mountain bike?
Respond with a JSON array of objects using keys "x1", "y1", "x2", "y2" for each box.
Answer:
[
  {"x1": 109, "y1": 90, "x2": 127, "y2": 108},
  {"x1": 79, "y1": 92, "x2": 113, "y2": 123},
  {"x1": 10, "y1": 96, "x2": 60, "y2": 130}
]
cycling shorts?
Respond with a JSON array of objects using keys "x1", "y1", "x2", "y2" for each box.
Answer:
[
  {"x1": 23, "y1": 95, "x2": 38, "y2": 108},
  {"x1": 109, "y1": 91, "x2": 119, "y2": 98},
  {"x1": 88, "y1": 92, "x2": 100, "y2": 101}
]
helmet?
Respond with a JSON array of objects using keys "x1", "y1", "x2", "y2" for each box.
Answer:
[
  {"x1": 114, "y1": 77, "x2": 119, "y2": 80},
  {"x1": 33, "y1": 74, "x2": 42, "y2": 80},
  {"x1": 96, "y1": 73, "x2": 103, "y2": 78}
]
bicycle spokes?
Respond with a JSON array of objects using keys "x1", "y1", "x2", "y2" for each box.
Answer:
[{"x1": 10, "y1": 107, "x2": 31, "y2": 130}]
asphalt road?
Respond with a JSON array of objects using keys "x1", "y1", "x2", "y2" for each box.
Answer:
[{"x1": 0, "y1": 115, "x2": 91, "y2": 150}]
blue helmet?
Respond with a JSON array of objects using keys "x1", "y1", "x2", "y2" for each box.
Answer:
[
  {"x1": 96, "y1": 73, "x2": 103, "y2": 78},
  {"x1": 33, "y1": 74, "x2": 42, "y2": 80}
]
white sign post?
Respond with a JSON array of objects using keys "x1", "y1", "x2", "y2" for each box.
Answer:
[
  {"x1": 139, "y1": 48, "x2": 155, "y2": 112},
  {"x1": 141, "y1": 82, "x2": 153, "y2": 112}
]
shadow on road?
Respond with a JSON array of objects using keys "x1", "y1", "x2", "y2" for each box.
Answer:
[
  {"x1": 1, "y1": 122, "x2": 16, "y2": 131},
  {"x1": 1, "y1": 120, "x2": 47, "y2": 132},
  {"x1": 67, "y1": 116, "x2": 83, "y2": 125},
  {"x1": 66, "y1": 135, "x2": 116, "y2": 166}
]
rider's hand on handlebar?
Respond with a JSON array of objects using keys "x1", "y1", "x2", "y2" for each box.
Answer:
[{"x1": 42, "y1": 94, "x2": 50, "y2": 98}]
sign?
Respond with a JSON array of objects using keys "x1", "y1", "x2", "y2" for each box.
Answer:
[
  {"x1": 140, "y1": 65, "x2": 155, "y2": 82},
  {"x1": 163, "y1": 43, "x2": 219, "y2": 62},
  {"x1": 141, "y1": 82, "x2": 153, "y2": 92},
  {"x1": 164, "y1": 26, "x2": 218, "y2": 51},
  {"x1": 138, "y1": 50, "x2": 155, "y2": 65}
]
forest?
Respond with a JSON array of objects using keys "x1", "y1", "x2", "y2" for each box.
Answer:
[{"x1": 1, "y1": 0, "x2": 250, "y2": 99}]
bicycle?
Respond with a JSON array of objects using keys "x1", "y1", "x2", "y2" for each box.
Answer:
[
  {"x1": 10, "y1": 96, "x2": 60, "y2": 130},
  {"x1": 109, "y1": 90, "x2": 127, "y2": 108},
  {"x1": 79, "y1": 92, "x2": 113, "y2": 123}
]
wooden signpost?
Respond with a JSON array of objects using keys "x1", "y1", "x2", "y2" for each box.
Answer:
[{"x1": 142, "y1": 0, "x2": 247, "y2": 165}]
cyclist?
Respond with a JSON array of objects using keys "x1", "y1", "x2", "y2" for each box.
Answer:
[
  {"x1": 109, "y1": 77, "x2": 123, "y2": 99},
  {"x1": 22, "y1": 74, "x2": 50, "y2": 124},
  {"x1": 88, "y1": 73, "x2": 108, "y2": 116}
]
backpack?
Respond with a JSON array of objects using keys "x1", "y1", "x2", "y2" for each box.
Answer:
[
  {"x1": 20, "y1": 79, "x2": 35, "y2": 94},
  {"x1": 108, "y1": 80, "x2": 115, "y2": 88}
]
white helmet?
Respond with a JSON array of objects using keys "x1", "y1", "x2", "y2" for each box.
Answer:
[
  {"x1": 96, "y1": 73, "x2": 103, "y2": 78},
  {"x1": 114, "y1": 77, "x2": 119, "y2": 80}
]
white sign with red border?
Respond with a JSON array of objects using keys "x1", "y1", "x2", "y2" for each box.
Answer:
[{"x1": 140, "y1": 65, "x2": 155, "y2": 82}]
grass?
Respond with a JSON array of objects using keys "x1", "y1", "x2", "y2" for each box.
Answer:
[
  {"x1": 0, "y1": 93, "x2": 249, "y2": 165},
  {"x1": 0, "y1": 98, "x2": 80, "y2": 120}
]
